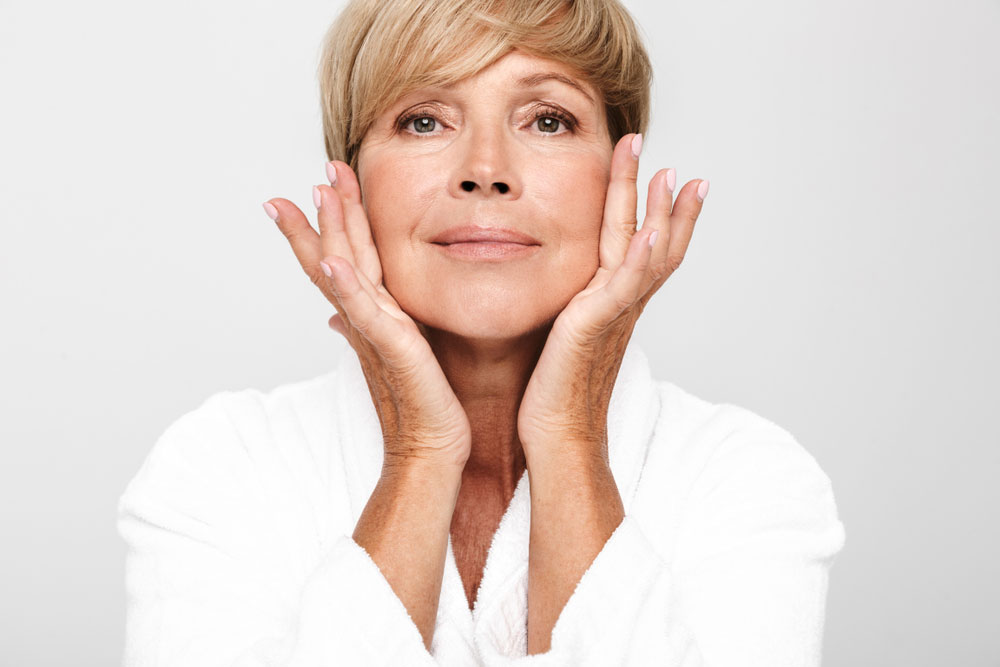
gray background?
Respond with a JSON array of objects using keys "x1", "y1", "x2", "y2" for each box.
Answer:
[{"x1": 1, "y1": 0, "x2": 997, "y2": 664}]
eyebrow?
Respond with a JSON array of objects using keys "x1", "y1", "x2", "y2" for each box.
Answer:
[{"x1": 516, "y1": 72, "x2": 595, "y2": 104}]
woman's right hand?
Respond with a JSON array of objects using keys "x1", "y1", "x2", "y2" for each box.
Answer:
[{"x1": 263, "y1": 161, "x2": 472, "y2": 472}]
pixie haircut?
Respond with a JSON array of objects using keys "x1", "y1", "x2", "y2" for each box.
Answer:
[{"x1": 317, "y1": 0, "x2": 653, "y2": 175}]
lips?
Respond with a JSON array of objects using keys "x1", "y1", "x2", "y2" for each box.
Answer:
[{"x1": 431, "y1": 225, "x2": 540, "y2": 245}]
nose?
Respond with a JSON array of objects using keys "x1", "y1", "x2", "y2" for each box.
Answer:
[{"x1": 450, "y1": 122, "x2": 522, "y2": 199}]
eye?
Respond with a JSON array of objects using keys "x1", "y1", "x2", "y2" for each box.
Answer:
[
  {"x1": 535, "y1": 117, "x2": 561, "y2": 133},
  {"x1": 411, "y1": 117, "x2": 437, "y2": 133},
  {"x1": 398, "y1": 113, "x2": 440, "y2": 135},
  {"x1": 531, "y1": 108, "x2": 576, "y2": 135}
]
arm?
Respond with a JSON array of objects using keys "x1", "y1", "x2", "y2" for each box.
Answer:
[
  {"x1": 474, "y1": 425, "x2": 847, "y2": 666},
  {"x1": 524, "y1": 451, "x2": 624, "y2": 655},
  {"x1": 353, "y1": 458, "x2": 464, "y2": 651},
  {"x1": 118, "y1": 395, "x2": 454, "y2": 666}
]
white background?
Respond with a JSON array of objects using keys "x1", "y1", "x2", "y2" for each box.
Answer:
[{"x1": 1, "y1": 0, "x2": 998, "y2": 664}]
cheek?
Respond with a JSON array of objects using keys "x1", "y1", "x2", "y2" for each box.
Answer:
[
  {"x1": 360, "y1": 159, "x2": 431, "y2": 260},
  {"x1": 535, "y1": 158, "x2": 608, "y2": 281},
  {"x1": 533, "y1": 155, "x2": 608, "y2": 242}
]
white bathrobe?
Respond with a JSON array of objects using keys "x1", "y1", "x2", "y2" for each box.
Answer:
[{"x1": 117, "y1": 341, "x2": 846, "y2": 666}]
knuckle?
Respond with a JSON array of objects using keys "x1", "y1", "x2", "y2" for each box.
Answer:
[
  {"x1": 306, "y1": 266, "x2": 325, "y2": 287},
  {"x1": 648, "y1": 258, "x2": 670, "y2": 282},
  {"x1": 612, "y1": 289, "x2": 635, "y2": 312}
]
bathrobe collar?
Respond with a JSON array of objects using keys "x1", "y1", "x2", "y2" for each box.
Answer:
[{"x1": 330, "y1": 338, "x2": 660, "y2": 636}]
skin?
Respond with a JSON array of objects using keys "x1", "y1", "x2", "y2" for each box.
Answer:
[
  {"x1": 264, "y1": 47, "x2": 709, "y2": 652},
  {"x1": 354, "y1": 50, "x2": 615, "y2": 493}
]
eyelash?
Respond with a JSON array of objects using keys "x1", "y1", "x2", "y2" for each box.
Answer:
[{"x1": 395, "y1": 106, "x2": 577, "y2": 137}]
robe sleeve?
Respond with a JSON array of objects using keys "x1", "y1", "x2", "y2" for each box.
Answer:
[
  {"x1": 117, "y1": 393, "x2": 439, "y2": 666},
  {"x1": 474, "y1": 419, "x2": 847, "y2": 666}
]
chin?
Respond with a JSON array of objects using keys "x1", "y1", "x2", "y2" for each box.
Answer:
[{"x1": 401, "y1": 284, "x2": 561, "y2": 342}]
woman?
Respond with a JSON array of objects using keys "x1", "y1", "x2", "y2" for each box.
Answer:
[{"x1": 118, "y1": 0, "x2": 846, "y2": 664}]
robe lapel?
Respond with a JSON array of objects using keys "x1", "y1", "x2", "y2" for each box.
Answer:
[{"x1": 330, "y1": 339, "x2": 661, "y2": 656}]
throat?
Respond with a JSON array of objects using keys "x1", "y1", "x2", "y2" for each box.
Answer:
[{"x1": 450, "y1": 477, "x2": 518, "y2": 612}]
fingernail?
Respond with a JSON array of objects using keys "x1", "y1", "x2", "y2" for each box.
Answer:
[
  {"x1": 630, "y1": 133, "x2": 643, "y2": 159},
  {"x1": 320, "y1": 261, "x2": 332, "y2": 278},
  {"x1": 325, "y1": 161, "x2": 338, "y2": 186},
  {"x1": 665, "y1": 168, "x2": 676, "y2": 193},
  {"x1": 313, "y1": 185, "x2": 322, "y2": 209},
  {"x1": 648, "y1": 230, "x2": 659, "y2": 248},
  {"x1": 262, "y1": 201, "x2": 278, "y2": 220},
  {"x1": 696, "y1": 179, "x2": 710, "y2": 202}
]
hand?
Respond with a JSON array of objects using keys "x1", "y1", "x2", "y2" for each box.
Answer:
[
  {"x1": 263, "y1": 161, "x2": 472, "y2": 472},
  {"x1": 516, "y1": 133, "x2": 708, "y2": 465}
]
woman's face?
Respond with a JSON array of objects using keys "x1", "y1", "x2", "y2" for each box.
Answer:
[{"x1": 357, "y1": 49, "x2": 612, "y2": 340}]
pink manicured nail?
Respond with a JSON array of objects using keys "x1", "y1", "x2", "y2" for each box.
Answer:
[
  {"x1": 630, "y1": 133, "x2": 643, "y2": 159},
  {"x1": 313, "y1": 185, "x2": 322, "y2": 209},
  {"x1": 666, "y1": 168, "x2": 676, "y2": 193},
  {"x1": 262, "y1": 201, "x2": 278, "y2": 220},
  {"x1": 325, "y1": 161, "x2": 338, "y2": 186},
  {"x1": 320, "y1": 261, "x2": 333, "y2": 278},
  {"x1": 648, "y1": 230, "x2": 659, "y2": 248},
  {"x1": 696, "y1": 179, "x2": 710, "y2": 202}
]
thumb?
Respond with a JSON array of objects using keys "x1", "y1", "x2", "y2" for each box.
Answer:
[{"x1": 328, "y1": 313, "x2": 348, "y2": 338}]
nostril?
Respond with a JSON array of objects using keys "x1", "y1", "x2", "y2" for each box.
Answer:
[{"x1": 459, "y1": 181, "x2": 510, "y2": 193}]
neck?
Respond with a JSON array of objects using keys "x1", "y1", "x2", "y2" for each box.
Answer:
[{"x1": 422, "y1": 324, "x2": 550, "y2": 492}]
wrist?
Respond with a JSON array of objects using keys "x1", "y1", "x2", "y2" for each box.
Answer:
[{"x1": 381, "y1": 453, "x2": 466, "y2": 488}]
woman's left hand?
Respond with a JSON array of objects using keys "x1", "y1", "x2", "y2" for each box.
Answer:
[{"x1": 517, "y1": 133, "x2": 708, "y2": 467}]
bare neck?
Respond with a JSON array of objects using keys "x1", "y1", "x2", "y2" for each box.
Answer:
[{"x1": 422, "y1": 325, "x2": 548, "y2": 493}]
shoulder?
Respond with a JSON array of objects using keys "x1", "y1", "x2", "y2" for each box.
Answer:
[
  {"x1": 651, "y1": 379, "x2": 837, "y2": 497},
  {"x1": 117, "y1": 370, "x2": 341, "y2": 518},
  {"x1": 636, "y1": 380, "x2": 845, "y2": 563}
]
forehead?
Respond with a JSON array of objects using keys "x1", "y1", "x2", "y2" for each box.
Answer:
[{"x1": 402, "y1": 49, "x2": 599, "y2": 106}]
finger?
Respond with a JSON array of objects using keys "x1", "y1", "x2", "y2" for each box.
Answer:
[
  {"x1": 664, "y1": 178, "x2": 708, "y2": 275},
  {"x1": 637, "y1": 177, "x2": 707, "y2": 311},
  {"x1": 321, "y1": 255, "x2": 402, "y2": 352},
  {"x1": 313, "y1": 183, "x2": 357, "y2": 266},
  {"x1": 639, "y1": 168, "x2": 674, "y2": 293},
  {"x1": 328, "y1": 161, "x2": 383, "y2": 287},
  {"x1": 599, "y1": 133, "x2": 643, "y2": 270},
  {"x1": 346, "y1": 251, "x2": 412, "y2": 322},
  {"x1": 596, "y1": 225, "x2": 657, "y2": 322},
  {"x1": 315, "y1": 187, "x2": 397, "y2": 317},
  {"x1": 263, "y1": 198, "x2": 324, "y2": 285},
  {"x1": 328, "y1": 312, "x2": 348, "y2": 337},
  {"x1": 665, "y1": 168, "x2": 677, "y2": 214}
]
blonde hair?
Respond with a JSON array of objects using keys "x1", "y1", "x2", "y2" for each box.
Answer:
[{"x1": 317, "y1": 0, "x2": 653, "y2": 175}]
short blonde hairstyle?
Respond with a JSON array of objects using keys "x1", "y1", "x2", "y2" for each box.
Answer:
[{"x1": 317, "y1": 0, "x2": 653, "y2": 175}]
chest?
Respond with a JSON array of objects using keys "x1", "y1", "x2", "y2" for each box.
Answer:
[{"x1": 450, "y1": 495, "x2": 509, "y2": 611}]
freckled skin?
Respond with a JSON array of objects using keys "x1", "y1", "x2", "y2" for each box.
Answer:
[
  {"x1": 449, "y1": 474, "x2": 513, "y2": 610},
  {"x1": 356, "y1": 49, "x2": 612, "y2": 342},
  {"x1": 353, "y1": 50, "x2": 615, "y2": 607},
  {"x1": 267, "y1": 35, "x2": 702, "y2": 643}
]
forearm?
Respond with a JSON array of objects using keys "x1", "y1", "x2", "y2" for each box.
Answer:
[
  {"x1": 353, "y1": 458, "x2": 464, "y2": 651},
  {"x1": 525, "y1": 451, "x2": 625, "y2": 655}
]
